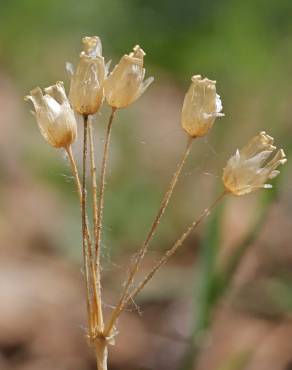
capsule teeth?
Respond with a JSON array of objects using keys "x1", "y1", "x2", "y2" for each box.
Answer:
[
  {"x1": 266, "y1": 134, "x2": 274, "y2": 141},
  {"x1": 203, "y1": 77, "x2": 216, "y2": 84},
  {"x1": 269, "y1": 170, "x2": 280, "y2": 179},
  {"x1": 130, "y1": 45, "x2": 146, "y2": 59},
  {"x1": 279, "y1": 149, "x2": 286, "y2": 158},
  {"x1": 133, "y1": 45, "x2": 145, "y2": 54},
  {"x1": 191, "y1": 75, "x2": 202, "y2": 82},
  {"x1": 66, "y1": 62, "x2": 74, "y2": 76},
  {"x1": 259, "y1": 131, "x2": 274, "y2": 146},
  {"x1": 30, "y1": 87, "x2": 43, "y2": 96},
  {"x1": 274, "y1": 149, "x2": 287, "y2": 165},
  {"x1": 81, "y1": 36, "x2": 102, "y2": 58}
]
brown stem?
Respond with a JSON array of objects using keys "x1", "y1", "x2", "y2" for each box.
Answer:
[
  {"x1": 66, "y1": 143, "x2": 99, "y2": 332},
  {"x1": 95, "y1": 107, "x2": 116, "y2": 287},
  {"x1": 66, "y1": 145, "x2": 82, "y2": 203},
  {"x1": 105, "y1": 136, "x2": 193, "y2": 335},
  {"x1": 104, "y1": 190, "x2": 227, "y2": 336},
  {"x1": 88, "y1": 119, "x2": 104, "y2": 330},
  {"x1": 95, "y1": 339, "x2": 108, "y2": 370},
  {"x1": 81, "y1": 116, "x2": 94, "y2": 335},
  {"x1": 130, "y1": 191, "x2": 227, "y2": 300},
  {"x1": 66, "y1": 145, "x2": 94, "y2": 254}
]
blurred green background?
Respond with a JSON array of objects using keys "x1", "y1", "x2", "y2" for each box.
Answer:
[{"x1": 0, "y1": 1, "x2": 292, "y2": 370}]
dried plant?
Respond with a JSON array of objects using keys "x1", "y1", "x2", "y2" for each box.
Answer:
[{"x1": 25, "y1": 36, "x2": 287, "y2": 370}]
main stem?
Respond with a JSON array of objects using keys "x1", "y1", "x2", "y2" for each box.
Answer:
[
  {"x1": 95, "y1": 107, "x2": 116, "y2": 285},
  {"x1": 95, "y1": 339, "x2": 108, "y2": 370},
  {"x1": 66, "y1": 142, "x2": 108, "y2": 370},
  {"x1": 88, "y1": 120, "x2": 104, "y2": 331},
  {"x1": 66, "y1": 145, "x2": 92, "y2": 245},
  {"x1": 105, "y1": 191, "x2": 226, "y2": 336},
  {"x1": 66, "y1": 144, "x2": 99, "y2": 332},
  {"x1": 93, "y1": 108, "x2": 117, "y2": 370},
  {"x1": 105, "y1": 135, "x2": 194, "y2": 336},
  {"x1": 66, "y1": 145, "x2": 82, "y2": 203},
  {"x1": 81, "y1": 116, "x2": 94, "y2": 336}
]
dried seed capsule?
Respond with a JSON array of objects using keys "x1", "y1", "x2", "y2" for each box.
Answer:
[
  {"x1": 181, "y1": 75, "x2": 224, "y2": 138},
  {"x1": 104, "y1": 45, "x2": 154, "y2": 109},
  {"x1": 25, "y1": 81, "x2": 77, "y2": 148},
  {"x1": 223, "y1": 131, "x2": 287, "y2": 196},
  {"x1": 68, "y1": 36, "x2": 106, "y2": 115}
]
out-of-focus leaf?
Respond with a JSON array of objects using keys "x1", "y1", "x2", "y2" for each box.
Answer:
[
  {"x1": 217, "y1": 182, "x2": 280, "y2": 298},
  {"x1": 195, "y1": 201, "x2": 224, "y2": 333},
  {"x1": 180, "y1": 197, "x2": 224, "y2": 370}
]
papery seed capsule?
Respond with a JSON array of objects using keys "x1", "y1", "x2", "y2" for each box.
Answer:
[
  {"x1": 25, "y1": 82, "x2": 77, "y2": 148},
  {"x1": 223, "y1": 131, "x2": 287, "y2": 196},
  {"x1": 104, "y1": 45, "x2": 154, "y2": 109},
  {"x1": 68, "y1": 36, "x2": 106, "y2": 115},
  {"x1": 181, "y1": 75, "x2": 224, "y2": 138}
]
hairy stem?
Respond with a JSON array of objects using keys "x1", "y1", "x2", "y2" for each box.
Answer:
[
  {"x1": 67, "y1": 145, "x2": 107, "y2": 370},
  {"x1": 95, "y1": 339, "x2": 108, "y2": 370},
  {"x1": 81, "y1": 116, "x2": 94, "y2": 335},
  {"x1": 105, "y1": 135, "x2": 194, "y2": 335},
  {"x1": 66, "y1": 145, "x2": 82, "y2": 203},
  {"x1": 66, "y1": 145, "x2": 92, "y2": 247},
  {"x1": 66, "y1": 143, "x2": 99, "y2": 333},
  {"x1": 130, "y1": 192, "x2": 227, "y2": 301},
  {"x1": 88, "y1": 119, "x2": 104, "y2": 331},
  {"x1": 104, "y1": 190, "x2": 226, "y2": 336},
  {"x1": 95, "y1": 107, "x2": 116, "y2": 286}
]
